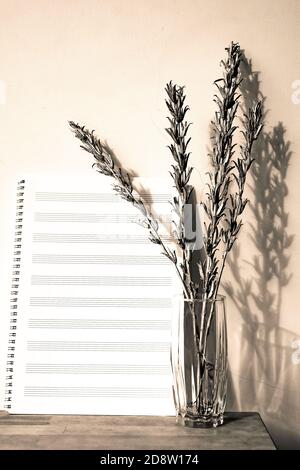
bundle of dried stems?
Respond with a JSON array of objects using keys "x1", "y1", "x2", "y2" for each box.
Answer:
[{"x1": 69, "y1": 42, "x2": 263, "y2": 355}]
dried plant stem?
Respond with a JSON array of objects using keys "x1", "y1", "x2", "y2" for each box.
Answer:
[
  {"x1": 200, "y1": 43, "x2": 263, "y2": 360},
  {"x1": 69, "y1": 121, "x2": 191, "y2": 299},
  {"x1": 215, "y1": 102, "x2": 263, "y2": 295},
  {"x1": 202, "y1": 42, "x2": 242, "y2": 301},
  {"x1": 165, "y1": 81, "x2": 196, "y2": 301},
  {"x1": 197, "y1": 42, "x2": 243, "y2": 359}
]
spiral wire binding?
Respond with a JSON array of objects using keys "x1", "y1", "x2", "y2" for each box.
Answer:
[{"x1": 4, "y1": 180, "x2": 25, "y2": 409}]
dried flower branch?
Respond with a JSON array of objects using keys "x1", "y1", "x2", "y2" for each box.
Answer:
[
  {"x1": 216, "y1": 102, "x2": 263, "y2": 294},
  {"x1": 199, "y1": 42, "x2": 263, "y2": 357},
  {"x1": 165, "y1": 81, "x2": 196, "y2": 300},
  {"x1": 202, "y1": 43, "x2": 263, "y2": 300},
  {"x1": 202, "y1": 42, "x2": 243, "y2": 300},
  {"x1": 69, "y1": 42, "x2": 263, "y2": 315},
  {"x1": 68, "y1": 120, "x2": 191, "y2": 299}
]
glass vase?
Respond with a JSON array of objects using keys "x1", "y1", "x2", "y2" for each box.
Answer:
[{"x1": 171, "y1": 295, "x2": 228, "y2": 428}]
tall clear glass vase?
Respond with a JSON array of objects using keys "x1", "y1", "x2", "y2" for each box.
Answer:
[{"x1": 171, "y1": 295, "x2": 228, "y2": 428}]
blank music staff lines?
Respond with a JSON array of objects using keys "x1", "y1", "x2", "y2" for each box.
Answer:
[
  {"x1": 25, "y1": 363, "x2": 170, "y2": 375},
  {"x1": 35, "y1": 192, "x2": 171, "y2": 204},
  {"x1": 32, "y1": 253, "x2": 170, "y2": 265},
  {"x1": 28, "y1": 319, "x2": 171, "y2": 329},
  {"x1": 24, "y1": 387, "x2": 170, "y2": 398},
  {"x1": 34, "y1": 212, "x2": 171, "y2": 224},
  {"x1": 6, "y1": 178, "x2": 175, "y2": 415},
  {"x1": 31, "y1": 275, "x2": 172, "y2": 286},
  {"x1": 33, "y1": 233, "x2": 171, "y2": 244},
  {"x1": 29, "y1": 297, "x2": 171, "y2": 308},
  {"x1": 27, "y1": 341, "x2": 170, "y2": 352}
]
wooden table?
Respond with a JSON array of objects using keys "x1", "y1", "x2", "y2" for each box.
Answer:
[{"x1": 0, "y1": 412, "x2": 275, "y2": 450}]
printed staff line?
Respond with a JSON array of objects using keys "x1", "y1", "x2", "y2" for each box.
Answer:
[
  {"x1": 27, "y1": 341, "x2": 170, "y2": 352},
  {"x1": 34, "y1": 212, "x2": 171, "y2": 223},
  {"x1": 35, "y1": 213, "x2": 138, "y2": 223},
  {"x1": 24, "y1": 386, "x2": 170, "y2": 398},
  {"x1": 31, "y1": 275, "x2": 172, "y2": 286},
  {"x1": 28, "y1": 319, "x2": 171, "y2": 329},
  {"x1": 26, "y1": 363, "x2": 170, "y2": 374},
  {"x1": 29, "y1": 297, "x2": 171, "y2": 308},
  {"x1": 32, "y1": 254, "x2": 170, "y2": 265},
  {"x1": 35, "y1": 192, "x2": 171, "y2": 203},
  {"x1": 33, "y1": 233, "x2": 172, "y2": 244}
]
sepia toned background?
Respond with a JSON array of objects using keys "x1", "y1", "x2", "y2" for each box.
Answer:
[{"x1": 0, "y1": 0, "x2": 299, "y2": 448}]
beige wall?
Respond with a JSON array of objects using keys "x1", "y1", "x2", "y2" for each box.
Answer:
[{"x1": 0, "y1": 0, "x2": 300, "y2": 448}]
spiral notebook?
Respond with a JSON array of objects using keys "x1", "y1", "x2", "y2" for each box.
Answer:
[{"x1": 4, "y1": 174, "x2": 176, "y2": 415}]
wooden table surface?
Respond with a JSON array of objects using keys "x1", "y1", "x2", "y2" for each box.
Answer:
[{"x1": 0, "y1": 412, "x2": 275, "y2": 450}]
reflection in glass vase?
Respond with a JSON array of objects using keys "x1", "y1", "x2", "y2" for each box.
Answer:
[{"x1": 171, "y1": 295, "x2": 228, "y2": 428}]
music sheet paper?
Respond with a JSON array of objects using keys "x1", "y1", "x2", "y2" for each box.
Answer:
[{"x1": 7, "y1": 174, "x2": 176, "y2": 415}]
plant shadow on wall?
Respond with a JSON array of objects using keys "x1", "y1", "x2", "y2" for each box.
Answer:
[{"x1": 223, "y1": 55, "x2": 300, "y2": 449}]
